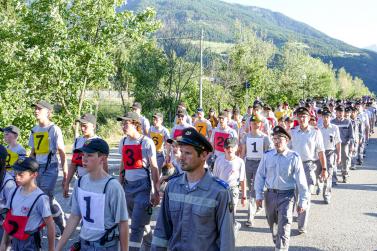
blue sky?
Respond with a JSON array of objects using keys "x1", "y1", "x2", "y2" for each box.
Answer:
[{"x1": 223, "y1": 0, "x2": 377, "y2": 48}]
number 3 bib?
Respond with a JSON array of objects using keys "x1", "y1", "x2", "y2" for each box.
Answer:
[
  {"x1": 122, "y1": 144, "x2": 143, "y2": 170},
  {"x1": 246, "y1": 137, "x2": 263, "y2": 159}
]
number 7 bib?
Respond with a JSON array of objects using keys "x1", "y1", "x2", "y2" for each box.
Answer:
[
  {"x1": 33, "y1": 132, "x2": 49, "y2": 154},
  {"x1": 122, "y1": 144, "x2": 143, "y2": 170}
]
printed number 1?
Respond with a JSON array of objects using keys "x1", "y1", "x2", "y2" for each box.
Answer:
[
  {"x1": 36, "y1": 134, "x2": 44, "y2": 150},
  {"x1": 83, "y1": 196, "x2": 94, "y2": 223},
  {"x1": 251, "y1": 142, "x2": 258, "y2": 152}
]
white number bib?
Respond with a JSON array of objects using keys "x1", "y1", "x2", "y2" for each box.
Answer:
[
  {"x1": 246, "y1": 137, "x2": 264, "y2": 159},
  {"x1": 77, "y1": 187, "x2": 105, "y2": 231}
]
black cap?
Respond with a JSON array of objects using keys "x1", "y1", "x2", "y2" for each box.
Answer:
[
  {"x1": 345, "y1": 106, "x2": 352, "y2": 113},
  {"x1": 76, "y1": 113, "x2": 96, "y2": 125},
  {"x1": 322, "y1": 110, "x2": 332, "y2": 116},
  {"x1": 0, "y1": 145, "x2": 7, "y2": 160},
  {"x1": 12, "y1": 157, "x2": 39, "y2": 172},
  {"x1": 152, "y1": 112, "x2": 163, "y2": 119},
  {"x1": 335, "y1": 105, "x2": 345, "y2": 112},
  {"x1": 176, "y1": 109, "x2": 185, "y2": 116},
  {"x1": 224, "y1": 137, "x2": 238, "y2": 148},
  {"x1": 284, "y1": 116, "x2": 294, "y2": 122},
  {"x1": 76, "y1": 138, "x2": 109, "y2": 155},
  {"x1": 196, "y1": 108, "x2": 204, "y2": 113},
  {"x1": 0, "y1": 125, "x2": 20, "y2": 135},
  {"x1": 209, "y1": 108, "x2": 215, "y2": 112},
  {"x1": 117, "y1": 112, "x2": 140, "y2": 122},
  {"x1": 31, "y1": 100, "x2": 53, "y2": 111},
  {"x1": 253, "y1": 103, "x2": 262, "y2": 109},
  {"x1": 295, "y1": 107, "x2": 310, "y2": 116},
  {"x1": 131, "y1": 102, "x2": 142, "y2": 110},
  {"x1": 272, "y1": 126, "x2": 291, "y2": 140},
  {"x1": 174, "y1": 128, "x2": 213, "y2": 152},
  {"x1": 218, "y1": 111, "x2": 226, "y2": 118}
]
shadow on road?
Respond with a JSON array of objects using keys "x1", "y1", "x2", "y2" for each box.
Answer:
[
  {"x1": 333, "y1": 183, "x2": 377, "y2": 192},
  {"x1": 364, "y1": 212, "x2": 377, "y2": 218},
  {"x1": 236, "y1": 246, "x2": 323, "y2": 251}
]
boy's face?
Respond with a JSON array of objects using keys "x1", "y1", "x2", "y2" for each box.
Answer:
[
  {"x1": 15, "y1": 171, "x2": 38, "y2": 186},
  {"x1": 153, "y1": 117, "x2": 162, "y2": 127},
  {"x1": 82, "y1": 152, "x2": 106, "y2": 172},
  {"x1": 81, "y1": 123, "x2": 95, "y2": 137},
  {"x1": 34, "y1": 106, "x2": 49, "y2": 120},
  {"x1": 224, "y1": 145, "x2": 238, "y2": 156},
  {"x1": 4, "y1": 131, "x2": 17, "y2": 144}
]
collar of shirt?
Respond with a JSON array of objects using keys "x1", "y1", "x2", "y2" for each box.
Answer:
[
  {"x1": 273, "y1": 148, "x2": 290, "y2": 157},
  {"x1": 179, "y1": 169, "x2": 211, "y2": 191}
]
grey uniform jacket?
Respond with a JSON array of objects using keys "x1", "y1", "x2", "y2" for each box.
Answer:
[
  {"x1": 331, "y1": 118, "x2": 354, "y2": 145},
  {"x1": 151, "y1": 170, "x2": 235, "y2": 251}
]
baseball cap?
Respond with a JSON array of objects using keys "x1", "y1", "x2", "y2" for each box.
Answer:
[
  {"x1": 131, "y1": 102, "x2": 142, "y2": 110},
  {"x1": 196, "y1": 108, "x2": 204, "y2": 113},
  {"x1": 176, "y1": 109, "x2": 185, "y2": 116},
  {"x1": 224, "y1": 137, "x2": 238, "y2": 148},
  {"x1": 295, "y1": 107, "x2": 310, "y2": 116},
  {"x1": 209, "y1": 108, "x2": 215, "y2": 112},
  {"x1": 250, "y1": 114, "x2": 262, "y2": 123},
  {"x1": 335, "y1": 105, "x2": 345, "y2": 112},
  {"x1": 76, "y1": 113, "x2": 96, "y2": 125},
  {"x1": 218, "y1": 111, "x2": 226, "y2": 118},
  {"x1": 31, "y1": 100, "x2": 53, "y2": 111},
  {"x1": 12, "y1": 157, "x2": 39, "y2": 172},
  {"x1": 116, "y1": 112, "x2": 140, "y2": 122},
  {"x1": 0, "y1": 145, "x2": 7, "y2": 161},
  {"x1": 76, "y1": 138, "x2": 110, "y2": 155},
  {"x1": 152, "y1": 112, "x2": 163, "y2": 119},
  {"x1": 0, "y1": 125, "x2": 20, "y2": 135}
]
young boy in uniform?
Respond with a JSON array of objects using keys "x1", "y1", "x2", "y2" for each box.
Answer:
[
  {"x1": 0, "y1": 126, "x2": 26, "y2": 176},
  {"x1": 0, "y1": 145, "x2": 17, "y2": 241},
  {"x1": 64, "y1": 113, "x2": 108, "y2": 198},
  {"x1": 1, "y1": 157, "x2": 55, "y2": 251},
  {"x1": 149, "y1": 112, "x2": 170, "y2": 170},
  {"x1": 29, "y1": 101, "x2": 67, "y2": 236},
  {"x1": 212, "y1": 137, "x2": 246, "y2": 232},
  {"x1": 56, "y1": 138, "x2": 129, "y2": 251}
]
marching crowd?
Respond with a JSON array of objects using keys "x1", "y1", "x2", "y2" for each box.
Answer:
[{"x1": 0, "y1": 97, "x2": 375, "y2": 251}]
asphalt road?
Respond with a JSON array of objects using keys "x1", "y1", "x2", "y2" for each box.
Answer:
[{"x1": 45, "y1": 133, "x2": 377, "y2": 251}]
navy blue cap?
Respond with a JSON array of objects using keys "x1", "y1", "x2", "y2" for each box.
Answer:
[
  {"x1": 174, "y1": 128, "x2": 213, "y2": 152},
  {"x1": 76, "y1": 138, "x2": 110, "y2": 155},
  {"x1": 295, "y1": 107, "x2": 310, "y2": 116},
  {"x1": 0, "y1": 145, "x2": 7, "y2": 161},
  {"x1": 224, "y1": 137, "x2": 238, "y2": 148},
  {"x1": 0, "y1": 125, "x2": 20, "y2": 135},
  {"x1": 32, "y1": 100, "x2": 53, "y2": 111},
  {"x1": 335, "y1": 105, "x2": 345, "y2": 112},
  {"x1": 345, "y1": 106, "x2": 352, "y2": 112},
  {"x1": 13, "y1": 157, "x2": 39, "y2": 172},
  {"x1": 322, "y1": 110, "x2": 332, "y2": 116},
  {"x1": 196, "y1": 108, "x2": 204, "y2": 113},
  {"x1": 272, "y1": 126, "x2": 291, "y2": 140}
]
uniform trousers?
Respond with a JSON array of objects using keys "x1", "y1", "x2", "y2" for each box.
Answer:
[{"x1": 245, "y1": 159, "x2": 261, "y2": 223}]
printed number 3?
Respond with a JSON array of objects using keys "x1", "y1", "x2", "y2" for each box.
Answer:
[
  {"x1": 125, "y1": 149, "x2": 135, "y2": 166},
  {"x1": 83, "y1": 196, "x2": 94, "y2": 223}
]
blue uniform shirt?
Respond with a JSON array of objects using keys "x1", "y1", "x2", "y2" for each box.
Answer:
[{"x1": 254, "y1": 148, "x2": 309, "y2": 209}]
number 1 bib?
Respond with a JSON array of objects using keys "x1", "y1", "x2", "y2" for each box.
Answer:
[
  {"x1": 150, "y1": 132, "x2": 163, "y2": 152},
  {"x1": 214, "y1": 132, "x2": 230, "y2": 152},
  {"x1": 122, "y1": 144, "x2": 143, "y2": 170},
  {"x1": 246, "y1": 137, "x2": 263, "y2": 159},
  {"x1": 78, "y1": 188, "x2": 106, "y2": 231},
  {"x1": 33, "y1": 132, "x2": 49, "y2": 154}
]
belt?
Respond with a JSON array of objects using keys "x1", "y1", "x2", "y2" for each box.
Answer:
[
  {"x1": 266, "y1": 188, "x2": 294, "y2": 193},
  {"x1": 81, "y1": 237, "x2": 119, "y2": 248},
  {"x1": 303, "y1": 160, "x2": 314, "y2": 164}
]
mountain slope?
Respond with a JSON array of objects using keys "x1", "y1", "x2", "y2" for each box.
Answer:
[
  {"x1": 365, "y1": 44, "x2": 377, "y2": 53},
  {"x1": 125, "y1": 0, "x2": 377, "y2": 92}
]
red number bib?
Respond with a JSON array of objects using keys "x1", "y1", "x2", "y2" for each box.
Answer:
[
  {"x1": 122, "y1": 144, "x2": 143, "y2": 170},
  {"x1": 3, "y1": 189, "x2": 45, "y2": 240},
  {"x1": 173, "y1": 129, "x2": 183, "y2": 139},
  {"x1": 214, "y1": 132, "x2": 230, "y2": 152},
  {"x1": 71, "y1": 152, "x2": 83, "y2": 166}
]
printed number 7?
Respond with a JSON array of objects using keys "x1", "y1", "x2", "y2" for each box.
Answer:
[{"x1": 36, "y1": 134, "x2": 44, "y2": 150}]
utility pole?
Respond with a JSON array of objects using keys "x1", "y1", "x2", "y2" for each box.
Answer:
[{"x1": 199, "y1": 28, "x2": 203, "y2": 108}]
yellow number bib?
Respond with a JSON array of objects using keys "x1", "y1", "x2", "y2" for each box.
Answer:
[
  {"x1": 150, "y1": 132, "x2": 163, "y2": 152},
  {"x1": 195, "y1": 122, "x2": 207, "y2": 136},
  {"x1": 5, "y1": 149, "x2": 19, "y2": 168},
  {"x1": 33, "y1": 132, "x2": 50, "y2": 154}
]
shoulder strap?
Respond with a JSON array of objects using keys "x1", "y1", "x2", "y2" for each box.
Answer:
[
  {"x1": 27, "y1": 193, "x2": 46, "y2": 217},
  {"x1": 103, "y1": 177, "x2": 115, "y2": 193},
  {"x1": 78, "y1": 176, "x2": 83, "y2": 188},
  {"x1": 74, "y1": 138, "x2": 79, "y2": 149},
  {"x1": 122, "y1": 137, "x2": 127, "y2": 146},
  {"x1": 9, "y1": 186, "x2": 19, "y2": 209},
  {"x1": 0, "y1": 178, "x2": 15, "y2": 192}
]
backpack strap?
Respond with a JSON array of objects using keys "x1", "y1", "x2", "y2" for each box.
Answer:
[
  {"x1": 9, "y1": 186, "x2": 19, "y2": 210},
  {"x1": 27, "y1": 193, "x2": 46, "y2": 217},
  {"x1": 0, "y1": 178, "x2": 15, "y2": 192},
  {"x1": 78, "y1": 176, "x2": 83, "y2": 188},
  {"x1": 103, "y1": 177, "x2": 115, "y2": 193},
  {"x1": 74, "y1": 137, "x2": 79, "y2": 149}
]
